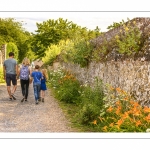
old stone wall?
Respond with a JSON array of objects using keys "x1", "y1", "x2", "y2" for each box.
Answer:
[
  {"x1": 52, "y1": 17, "x2": 150, "y2": 105},
  {"x1": 61, "y1": 60, "x2": 150, "y2": 105}
]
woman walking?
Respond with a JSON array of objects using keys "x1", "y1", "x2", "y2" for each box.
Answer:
[{"x1": 18, "y1": 58, "x2": 32, "y2": 102}]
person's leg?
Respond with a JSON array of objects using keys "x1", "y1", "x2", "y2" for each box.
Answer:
[
  {"x1": 33, "y1": 84, "x2": 38, "y2": 104},
  {"x1": 37, "y1": 84, "x2": 41, "y2": 101},
  {"x1": 20, "y1": 80, "x2": 25, "y2": 102},
  {"x1": 6, "y1": 74, "x2": 12, "y2": 100},
  {"x1": 41, "y1": 90, "x2": 45, "y2": 102},
  {"x1": 24, "y1": 80, "x2": 29, "y2": 101},
  {"x1": 11, "y1": 74, "x2": 17, "y2": 100}
]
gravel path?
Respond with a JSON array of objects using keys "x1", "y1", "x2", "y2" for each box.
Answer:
[{"x1": 0, "y1": 81, "x2": 76, "y2": 132}]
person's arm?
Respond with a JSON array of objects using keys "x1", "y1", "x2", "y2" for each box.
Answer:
[
  {"x1": 29, "y1": 72, "x2": 33, "y2": 84},
  {"x1": 16, "y1": 64, "x2": 18, "y2": 76}
]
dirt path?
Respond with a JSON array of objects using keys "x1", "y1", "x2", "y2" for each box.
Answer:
[{"x1": 0, "y1": 81, "x2": 76, "y2": 132}]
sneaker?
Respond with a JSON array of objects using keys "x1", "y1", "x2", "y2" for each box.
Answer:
[
  {"x1": 42, "y1": 98, "x2": 44, "y2": 102},
  {"x1": 21, "y1": 98, "x2": 24, "y2": 102},
  {"x1": 25, "y1": 99, "x2": 27, "y2": 101},
  {"x1": 36, "y1": 100, "x2": 38, "y2": 104},
  {"x1": 39, "y1": 97, "x2": 41, "y2": 101},
  {"x1": 11, "y1": 94, "x2": 16, "y2": 100}
]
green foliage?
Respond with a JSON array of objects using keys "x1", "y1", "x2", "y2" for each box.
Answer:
[
  {"x1": 6, "y1": 42, "x2": 19, "y2": 60},
  {"x1": 92, "y1": 20, "x2": 142, "y2": 62},
  {"x1": 116, "y1": 23, "x2": 141, "y2": 55},
  {"x1": 107, "y1": 19, "x2": 125, "y2": 30},
  {"x1": 0, "y1": 66, "x2": 5, "y2": 83},
  {"x1": 71, "y1": 39, "x2": 94, "y2": 67},
  {"x1": 91, "y1": 86, "x2": 150, "y2": 132},
  {"x1": 48, "y1": 68, "x2": 81, "y2": 104},
  {"x1": 31, "y1": 18, "x2": 101, "y2": 59},
  {"x1": 42, "y1": 40, "x2": 73, "y2": 65},
  {"x1": 75, "y1": 78, "x2": 104, "y2": 125},
  {"x1": 0, "y1": 18, "x2": 32, "y2": 63}
]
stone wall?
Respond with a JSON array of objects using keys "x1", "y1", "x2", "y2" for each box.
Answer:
[
  {"x1": 61, "y1": 60, "x2": 150, "y2": 105},
  {"x1": 52, "y1": 17, "x2": 150, "y2": 105}
]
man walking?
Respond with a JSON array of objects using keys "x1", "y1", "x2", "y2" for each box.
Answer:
[{"x1": 3, "y1": 52, "x2": 18, "y2": 100}]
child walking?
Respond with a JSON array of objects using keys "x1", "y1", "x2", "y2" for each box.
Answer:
[
  {"x1": 40, "y1": 69, "x2": 48, "y2": 102},
  {"x1": 30, "y1": 65, "x2": 42, "y2": 104}
]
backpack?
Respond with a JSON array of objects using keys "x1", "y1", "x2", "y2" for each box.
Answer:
[{"x1": 20, "y1": 65, "x2": 29, "y2": 80}]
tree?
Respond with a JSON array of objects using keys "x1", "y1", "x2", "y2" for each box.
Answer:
[
  {"x1": 31, "y1": 18, "x2": 101, "y2": 58},
  {"x1": 0, "y1": 18, "x2": 32, "y2": 63}
]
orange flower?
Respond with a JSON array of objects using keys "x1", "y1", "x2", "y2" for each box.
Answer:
[
  {"x1": 109, "y1": 123, "x2": 114, "y2": 127},
  {"x1": 122, "y1": 112, "x2": 129, "y2": 119},
  {"x1": 145, "y1": 114, "x2": 150, "y2": 121},
  {"x1": 133, "y1": 102, "x2": 139, "y2": 107},
  {"x1": 136, "y1": 120, "x2": 141, "y2": 127},
  {"x1": 143, "y1": 106, "x2": 150, "y2": 113},
  {"x1": 116, "y1": 119, "x2": 123, "y2": 127},
  {"x1": 116, "y1": 100, "x2": 121, "y2": 105},
  {"x1": 102, "y1": 126, "x2": 108, "y2": 131},
  {"x1": 92, "y1": 120, "x2": 97, "y2": 125},
  {"x1": 107, "y1": 106, "x2": 113, "y2": 112},
  {"x1": 124, "y1": 97, "x2": 128, "y2": 101},
  {"x1": 116, "y1": 87, "x2": 121, "y2": 92}
]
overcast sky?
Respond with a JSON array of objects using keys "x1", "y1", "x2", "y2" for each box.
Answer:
[
  {"x1": 1, "y1": 0, "x2": 150, "y2": 33},
  {"x1": 1, "y1": 11, "x2": 150, "y2": 33}
]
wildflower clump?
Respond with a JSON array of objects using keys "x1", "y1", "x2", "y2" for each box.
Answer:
[{"x1": 92, "y1": 85, "x2": 150, "y2": 132}]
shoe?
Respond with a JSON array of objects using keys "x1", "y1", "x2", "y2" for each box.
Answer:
[
  {"x1": 36, "y1": 100, "x2": 38, "y2": 104},
  {"x1": 9, "y1": 98, "x2": 12, "y2": 101},
  {"x1": 39, "y1": 97, "x2": 41, "y2": 101},
  {"x1": 21, "y1": 98, "x2": 24, "y2": 102},
  {"x1": 11, "y1": 94, "x2": 16, "y2": 100},
  {"x1": 42, "y1": 98, "x2": 44, "y2": 102},
  {"x1": 25, "y1": 99, "x2": 27, "y2": 101}
]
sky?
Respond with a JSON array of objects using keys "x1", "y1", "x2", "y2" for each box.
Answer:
[{"x1": 1, "y1": 11, "x2": 150, "y2": 33}]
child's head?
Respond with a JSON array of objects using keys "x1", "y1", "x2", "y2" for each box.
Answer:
[
  {"x1": 41, "y1": 69, "x2": 48, "y2": 79},
  {"x1": 35, "y1": 65, "x2": 40, "y2": 70}
]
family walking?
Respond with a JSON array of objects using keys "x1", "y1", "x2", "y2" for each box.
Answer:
[{"x1": 3, "y1": 52, "x2": 48, "y2": 104}]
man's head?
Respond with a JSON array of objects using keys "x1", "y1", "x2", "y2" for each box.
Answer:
[{"x1": 9, "y1": 52, "x2": 14, "y2": 57}]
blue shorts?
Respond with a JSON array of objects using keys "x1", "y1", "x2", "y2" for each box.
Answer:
[{"x1": 6, "y1": 73, "x2": 17, "y2": 86}]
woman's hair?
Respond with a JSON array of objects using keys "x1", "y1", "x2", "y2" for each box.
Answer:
[
  {"x1": 22, "y1": 58, "x2": 30, "y2": 66},
  {"x1": 41, "y1": 69, "x2": 48, "y2": 80}
]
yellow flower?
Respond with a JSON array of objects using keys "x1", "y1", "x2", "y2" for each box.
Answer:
[
  {"x1": 102, "y1": 126, "x2": 108, "y2": 131},
  {"x1": 125, "y1": 27, "x2": 129, "y2": 31},
  {"x1": 92, "y1": 120, "x2": 97, "y2": 125}
]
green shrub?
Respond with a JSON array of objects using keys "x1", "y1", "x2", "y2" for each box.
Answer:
[{"x1": 0, "y1": 66, "x2": 5, "y2": 83}]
